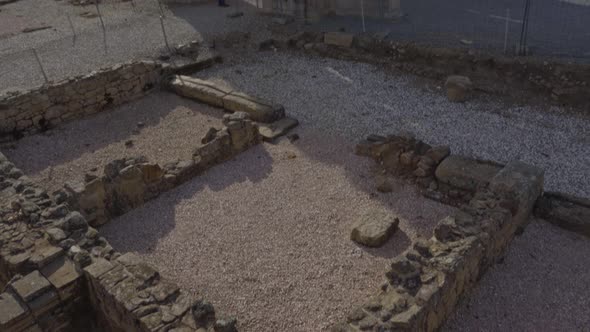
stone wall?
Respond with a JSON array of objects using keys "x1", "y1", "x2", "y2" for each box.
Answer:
[
  {"x1": 59, "y1": 112, "x2": 260, "y2": 228},
  {"x1": 265, "y1": 32, "x2": 590, "y2": 109},
  {"x1": 0, "y1": 114, "x2": 258, "y2": 331},
  {"x1": 355, "y1": 133, "x2": 503, "y2": 206},
  {"x1": 338, "y1": 140, "x2": 545, "y2": 331},
  {"x1": 0, "y1": 61, "x2": 165, "y2": 142}
]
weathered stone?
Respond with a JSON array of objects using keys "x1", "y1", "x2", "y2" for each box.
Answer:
[
  {"x1": 375, "y1": 176, "x2": 393, "y2": 193},
  {"x1": 40, "y1": 256, "x2": 81, "y2": 299},
  {"x1": 444, "y1": 75, "x2": 472, "y2": 102},
  {"x1": 0, "y1": 291, "x2": 32, "y2": 331},
  {"x1": 202, "y1": 127, "x2": 219, "y2": 144},
  {"x1": 350, "y1": 211, "x2": 400, "y2": 247},
  {"x1": 9, "y1": 270, "x2": 53, "y2": 302},
  {"x1": 46, "y1": 228, "x2": 67, "y2": 243},
  {"x1": 435, "y1": 156, "x2": 502, "y2": 192},
  {"x1": 83, "y1": 258, "x2": 115, "y2": 279},
  {"x1": 222, "y1": 92, "x2": 285, "y2": 123},
  {"x1": 61, "y1": 211, "x2": 88, "y2": 232},
  {"x1": 257, "y1": 117, "x2": 299, "y2": 141},
  {"x1": 168, "y1": 76, "x2": 230, "y2": 108},
  {"x1": 324, "y1": 32, "x2": 354, "y2": 47},
  {"x1": 214, "y1": 318, "x2": 237, "y2": 332},
  {"x1": 536, "y1": 192, "x2": 590, "y2": 237}
]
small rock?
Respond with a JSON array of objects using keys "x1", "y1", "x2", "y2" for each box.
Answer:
[
  {"x1": 351, "y1": 211, "x2": 400, "y2": 247},
  {"x1": 137, "y1": 122, "x2": 145, "y2": 128},
  {"x1": 287, "y1": 133, "x2": 299, "y2": 142},
  {"x1": 46, "y1": 228, "x2": 67, "y2": 243},
  {"x1": 375, "y1": 176, "x2": 393, "y2": 193},
  {"x1": 125, "y1": 140, "x2": 134, "y2": 147},
  {"x1": 214, "y1": 318, "x2": 238, "y2": 332},
  {"x1": 202, "y1": 127, "x2": 219, "y2": 144},
  {"x1": 445, "y1": 75, "x2": 472, "y2": 102}
]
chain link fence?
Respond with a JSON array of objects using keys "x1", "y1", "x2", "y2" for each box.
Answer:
[{"x1": 301, "y1": 0, "x2": 590, "y2": 61}]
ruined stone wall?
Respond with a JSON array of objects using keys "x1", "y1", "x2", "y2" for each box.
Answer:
[
  {"x1": 337, "y1": 135, "x2": 545, "y2": 332},
  {"x1": 0, "y1": 61, "x2": 165, "y2": 142},
  {"x1": 0, "y1": 112, "x2": 259, "y2": 331}
]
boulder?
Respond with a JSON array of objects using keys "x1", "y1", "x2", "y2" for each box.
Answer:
[
  {"x1": 351, "y1": 211, "x2": 400, "y2": 247},
  {"x1": 444, "y1": 76, "x2": 472, "y2": 102}
]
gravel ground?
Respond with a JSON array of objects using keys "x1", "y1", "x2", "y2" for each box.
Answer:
[
  {"x1": 2, "y1": 92, "x2": 223, "y2": 192},
  {"x1": 0, "y1": 0, "x2": 271, "y2": 91},
  {"x1": 195, "y1": 52, "x2": 590, "y2": 197},
  {"x1": 443, "y1": 220, "x2": 590, "y2": 332},
  {"x1": 100, "y1": 130, "x2": 457, "y2": 332}
]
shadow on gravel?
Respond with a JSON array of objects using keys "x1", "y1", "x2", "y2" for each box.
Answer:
[
  {"x1": 3, "y1": 92, "x2": 225, "y2": 177},
  {"x1": 100, "y1": 145, "x2": 273, "y2": 254}
]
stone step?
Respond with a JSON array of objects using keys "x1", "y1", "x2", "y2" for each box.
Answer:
[{"x1": 166, "y1": 75, "x2": 285, "y2": 123}]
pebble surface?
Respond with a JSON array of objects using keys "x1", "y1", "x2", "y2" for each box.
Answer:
[
  {"x1": 4, "y1": 92, "x2": 223, "y2": 192},
  {"x1": 101, "y1": 132, "x2": 456, "y2": 332},
  {"x1": 195, "y1": 52, "x2": 590, "y2": 198}
]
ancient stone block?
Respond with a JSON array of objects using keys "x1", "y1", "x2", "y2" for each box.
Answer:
[
  {"x1": 324, "y1": 32, "x2": 354, "y2": 47},
  {"x1": 257, "y1": 117, "x2": 299, "y2": 141},
  {"x1": 40, "y1": 256, "x2": 82, "y2": 301},
  {"x1": 444, "y1": 75, "x2": 472, "y2": 102},
  {"x1": 9, "y1": 270, "x2": 53, "y2": 302},
  {"x1": 351, "y1": 211, "x2": 400, "y2": 247},
  {"x1": 167, "y1": 76, "x2": 231, "y2": 108},
  {"x1": 435, "y1": 156, "x2": 502, "y2": 192},
  {"x1": 222, "y1": 92, "x2": 285, "y2": 123},
  {"x1": 0, "y1": 291, "x2": 33, "y2": 331}
]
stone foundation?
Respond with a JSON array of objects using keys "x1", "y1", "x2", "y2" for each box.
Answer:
[
  {"x1": 340, "y1": 135, "x2": 545, "y2": 331},
  {"x1": 0, "y1": 61, "x2": 165, "y2": 141},
  {"x1": 0, "y1": 114, "x2": 256, "y2": 331}
]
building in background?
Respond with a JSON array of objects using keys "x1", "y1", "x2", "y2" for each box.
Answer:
[{"x1": 244, "y1": 0, "x2": 401, "y2": 20}]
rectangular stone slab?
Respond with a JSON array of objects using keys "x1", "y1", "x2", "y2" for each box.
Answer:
[
  {"x1": 324, "y1": 32, "x2": 354, "y2": 47},
  {"x1": 222, "y1": 91, "x2": 285, "y2": 123},
  {"x1": 167, "y1": 76, "x2": 232, "y2": 108},
  {"x1": 257, "y1": 117, "x2": 299, "y2": 141},
  {"x1": 435, "y1": 155, "x2": 502, "y2": 192}
]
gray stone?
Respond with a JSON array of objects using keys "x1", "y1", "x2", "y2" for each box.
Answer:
[
  {"x1": 9, "y1": 271, "x2": 52, "y2": 302},
  {"x1": 257, "y1": 117, "x2": 299, "y2": 141},
  {"x1": 351, "y1": 211, "x2": 400, "y2": 247},
  {"x1": 214, "y1": 318, "x2": 238, "y2": 332},
  {"x1": 46, "y1": 228, "x2": 67, "y2": 243},
  {"x1": 62, "y1": 211, "x2": 88, "y2": 231},
  {"x1": 324, "y1": 32, "x2": 354, "y2": 47},
  {"x1": 435, "y1": 155, "x2": 502, "y2": 192},
  {"x1": 445, "y1": 75, "x2": 472, "y2": 102}
]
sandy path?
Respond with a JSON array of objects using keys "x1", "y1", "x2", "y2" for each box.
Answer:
[
  {"x1": 100, "y1": 129, "x2": 457, "y2": 332},
  {"x1": 443, "y1": 220, "x2": 590, "y2": 332},
  {"x1": 3, "y1": 92, "x2": 223, "y2": 193}
]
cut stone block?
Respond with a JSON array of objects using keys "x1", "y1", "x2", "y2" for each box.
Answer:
[
  {"x1": 40, "y1": 256, "x2": 82, "y2": 301},
  {"x1": 167, "y1": 76, "x2": 231, "y2": 108},
  {"x1": 257, "y1": 117, "x2": 299, "y2": 141},
  {"x1": 0, "y1": 291, "x2": 33, "y2": 331},
  {"x1": 490, "y1": 160, "x2": 544, "y2": 218},
  {"x1": 83, "y1": 258, "x2": 115, "y2": 280},
  {"x1": 324, "y1": 32, "x2": 354, "y2": 47},
  {"x1": 351, "y1": 211, "x2": 400, "y2": 247},
  {"x1": 222, "y1": 92, "x2": 285, "y2": 123},
  {"x1": 9, "y1": 270, "x2": 53, "y2": 302},
  {"x1": 435, "y1": 155, "x2": 502, "y2": 192},
  {"x1": 29, "y1": 240, "x2": 64, "y2": 269}
]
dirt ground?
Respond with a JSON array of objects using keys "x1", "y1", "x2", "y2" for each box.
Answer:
[
  {"x1": 3, "y1": 92, "x2": 224, "y2": 193},
  {"x1": 100, "y1": 127, "x2": 457, "y2": 332}
]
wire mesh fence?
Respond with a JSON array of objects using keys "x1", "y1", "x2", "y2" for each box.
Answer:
[{"x1": 302, "y1": 0, "x2": 590, "y2": 61}]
